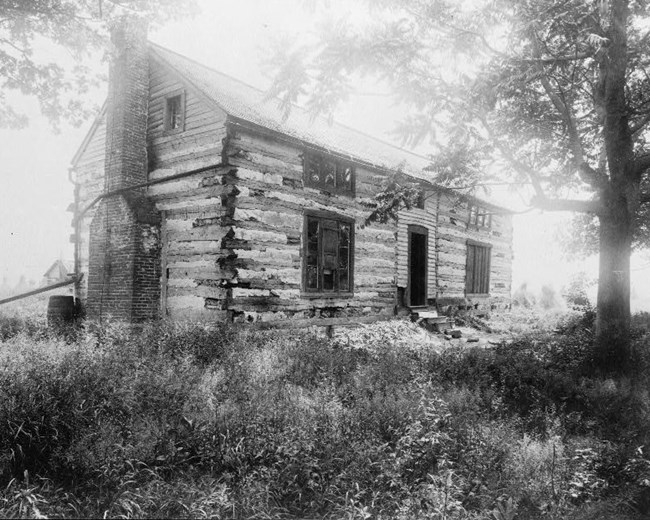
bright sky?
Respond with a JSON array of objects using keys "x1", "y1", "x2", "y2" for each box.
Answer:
[{"x1": 1, "y1": 0, "x2": 648, "y2": 308}]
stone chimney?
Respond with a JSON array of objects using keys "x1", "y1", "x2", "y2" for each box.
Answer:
[{"x1": 86, "y1": 16, "x2": 161, "y2": 322}]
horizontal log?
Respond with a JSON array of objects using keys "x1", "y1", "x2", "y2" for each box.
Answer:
[
  {"x1": 253, "y1": 314, "x2": 395, "y2": 330},
  {"x1": 168, "y1": 285, "x2": 228, "y2": 299}
]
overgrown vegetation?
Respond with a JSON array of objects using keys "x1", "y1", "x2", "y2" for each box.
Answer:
[{"x1": 1, "y1": 312, "x2": 650, "y2": 519}]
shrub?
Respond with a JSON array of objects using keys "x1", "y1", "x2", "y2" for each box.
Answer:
[{"x1": 0, "y1": 314, "x2": 648, "y2": 518}]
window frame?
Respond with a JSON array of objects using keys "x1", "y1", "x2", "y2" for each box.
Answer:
[
  {"x1": 468, "y1": 203, "x2": 492, "y2": 229},
  {"x1": 163, "y1": 89, "x2": 186, "y2": 135},
  {"x1": 465, "y1": 239, "x2": 492, "y2": 296},
  {"x1": 302, "y1": 210, "x2": 355, "y2": 297},
  {"x1": 414, "y1": 189, "x2": 426, "y2": 210},
  {"x1": 303, "y1": 153, "x2": 356, "y2": 197}
]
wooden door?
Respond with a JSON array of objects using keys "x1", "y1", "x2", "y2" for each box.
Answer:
[{"x1": 408, "y1": 226, "x2": 428, "y2": 307}]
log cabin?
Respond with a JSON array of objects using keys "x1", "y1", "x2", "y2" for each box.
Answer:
[{"x1": 70, "y1": 19, "x2": 513, "y2": 328}]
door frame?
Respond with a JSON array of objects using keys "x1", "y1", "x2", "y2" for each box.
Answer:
[{"x1": 407, "y1": 224, "x2": 428, "y2": 307}]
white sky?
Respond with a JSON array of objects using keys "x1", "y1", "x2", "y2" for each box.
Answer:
[{"x1": 1, "y1": 0, "x2": 648, "y2": 308}]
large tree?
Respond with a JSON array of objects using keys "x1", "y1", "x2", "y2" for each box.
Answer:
[
  {"x1": 270, "y1": 0, "x2": 650, "y2": 373},
  {"x1": 0, "y1": 0, "x2": 196, "y2": 130}
]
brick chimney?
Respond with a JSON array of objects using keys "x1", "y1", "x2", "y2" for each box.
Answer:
[{"x1": 86, "y1": 16, "x2": 161, "y2": 322}]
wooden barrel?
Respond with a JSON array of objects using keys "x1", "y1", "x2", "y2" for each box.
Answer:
[{"x1": 47, "y1": 295, "x2": 76, "y2": 326}]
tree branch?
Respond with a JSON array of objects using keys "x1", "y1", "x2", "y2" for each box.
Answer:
[
  {"x1": 531, "y1": 195, "x2": 602, "y2": 213},
  {"x1": 519, "y1": 52, "x2": 593, "y2": 64},
  {"x1": 529, "y1": 31, "x2": 609, "y2": 190},
  {"x1": 630, "y1": 111, "x2": 650, "y2": 136},
  {"x1": 440, "y1": 22, "x2": 592, "y2": 63},
  {"x1": 633, "y1": 152, "x2": 650, "y2": 178},
  {"x1": 479, "y1": 115, "x2": 546, "y2": 197}
]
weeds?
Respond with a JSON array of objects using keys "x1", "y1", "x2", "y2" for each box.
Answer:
[{"x1": 0, "y1": 314, "x2": 648, "y2": 518}]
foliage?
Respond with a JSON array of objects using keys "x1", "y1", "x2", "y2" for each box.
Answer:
[
  {"x1": 269, "y1": 0, "x2": 650, "y2": 205},
  {"x1": 0, "y1": 0, "x2": 198, "y2": 129},
  {"x1": 563, "y1": 272, "x2": 596, "y2": 309},
  {"x1": 363, "y1": 175, "x2": 422, "y2": 226},
  {"x1": 0, "y1": 316, "x2": 649, "y2": 518},
  {"x1": 512, "y1": 283, "x2": 537, "y2": 309}
]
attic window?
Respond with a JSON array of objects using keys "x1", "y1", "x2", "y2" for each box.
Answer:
[
  {"x1": 415, "y1": 190, "x2": 425, "y2": 209},
  {"x1": 164, "y1": 90, "x2": 185, "y2": 133},
  {"x1": 303, "y1": 154, "x2": 355, "y2": 196},
  {"x1": 468, "y1": 203, "x2": 491, "y2": 228}
]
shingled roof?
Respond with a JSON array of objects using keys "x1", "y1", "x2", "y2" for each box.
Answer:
[
  {"x1": 149, "y1": 44, "x2": 435, "y2": 179},
  {"x1": 74, "y1": 42, "x2": 509, "y2": 210},
  {"x1": 149, "y1": 44, "x2": 514, "y2": 211}
]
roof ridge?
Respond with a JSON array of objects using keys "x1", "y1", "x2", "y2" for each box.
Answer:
[{"x1": 147, "y1": 40, "x2": 435, "y2": 165}]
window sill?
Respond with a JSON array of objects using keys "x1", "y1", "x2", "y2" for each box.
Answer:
[
  {"x1": 301, "y1": 292, "x2": 354, "y2": 299},
  {"x1": 163, "y1": 127, "x2": 184, "y2": 137},
  {"x1": 304, "y1": 184, "x2": 355, "y2": 198},
  {"x1": 466, "y1": 293, "x2": 490, "y2": 298}
]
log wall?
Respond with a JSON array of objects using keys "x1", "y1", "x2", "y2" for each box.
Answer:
[
  {"x1": 73, "y1": 58, "x2": 512, "y2": 325},
  {"x1": 397, "y1": 189, "x2": 513, "y2": 312},
  {"x1": 200, "y1": 124, "x2": 398, "y2": 326}
]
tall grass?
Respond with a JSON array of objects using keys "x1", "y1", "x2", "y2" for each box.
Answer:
[{"x1": 0, "y1": 315, "x2": 649, "y2": 518}]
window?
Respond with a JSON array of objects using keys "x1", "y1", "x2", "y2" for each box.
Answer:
[
  {"x1": 466, "y1": 241, "x2": 491, "y2": 295},
  {"x1": 303, "y1": 154, "x2": 354, "y2": 195},
  {"x1": 164, "y1": 90, "x2": 185, "y2": 133},
  {"x1": 414, "y1": 190, "x2": 425, "y2": 209},
  {"x1": 468, "y1": 203, "x2": 491, "y2": 228},
  {"x1": 303, "y1": 212, "x2": 354, "y2": 294}
]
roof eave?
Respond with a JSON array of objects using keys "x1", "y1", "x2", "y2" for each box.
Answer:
[
  {"x1": 70, "y1": 100, "x2": 108, "y2": 168},
  {"x1": 227, "y1": 116, "x2": 512, "y2": 213}
]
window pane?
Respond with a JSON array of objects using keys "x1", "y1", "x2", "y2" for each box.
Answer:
[
  {"x1": 416, "y1": 191, "x2": 425, "y2": 209},
  {"x1": 306, "y1": 218, "x2": 319, "y2": 290},
  {"x1": 167, "y1": 96, "x2": 182, "y2": 129},
  {"x1": 339, "y1": 267, "x2": 349, "y2": 291},
  {"x1": 323, "y1": 160, "x2": 336, "y2": 187},
  {"x1": 339, "y1": 223, "x2": 350, "y2": 248},
  {"x1": 306, "y1": 266, "x2": 319, "y2": 289},
  {"x1": 339, "y1": 246, "x2": 349, "y2": 291},
  {"x1": 338, "y1": 247, "x2": 348, "y2": 269},
  {"x1": 323, "y1": 261, "x2": 335, "y2": 291},
  {"x1": 307, "y1": 218, "x2": 319, "y2": 263},
  {"x1": 469, "y1": 205, "x2": 477, "y2": 225},
  {"x1": 323, "y1": 227, "x2": 338, "y2": 255},
  {"x1": 337, "y1": 164, "x2": 353, "y2": 191},
  {"x1": 306, "y1": 157, "x2": 321, "y2": 184}
]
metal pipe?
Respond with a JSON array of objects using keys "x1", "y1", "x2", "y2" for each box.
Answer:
[
  {"x1": 68, "y1": 162, "x2": 224, "y2": 307},
  {"x1": 0, "y1": 276, "x2": 79, "y2": 306},
  {"x1": 74, "y1": 162, "x2": 225, "y2": 223}
]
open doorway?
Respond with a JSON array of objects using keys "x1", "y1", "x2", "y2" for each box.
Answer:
[{"x1": 408, "y1": 225, "x2": 428, "y2": 307}]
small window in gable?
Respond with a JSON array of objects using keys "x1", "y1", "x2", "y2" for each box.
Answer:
[
  {"x1": 415, "y1": 190, "x2": 425, "y2": 209},
  {"x1": 468, "y1": 203, "x2": 491, "y2": 228},
  {"x1": 304, "y1": 154, "x2": 355, "y2": 196},
  {"x1": 164, "y1": 90, "x2": 185, "y2": 134}
]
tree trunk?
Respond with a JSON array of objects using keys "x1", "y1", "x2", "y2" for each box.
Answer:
[{"x1": 594, "y1": 199, "x2": 632, "y2": 374}]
